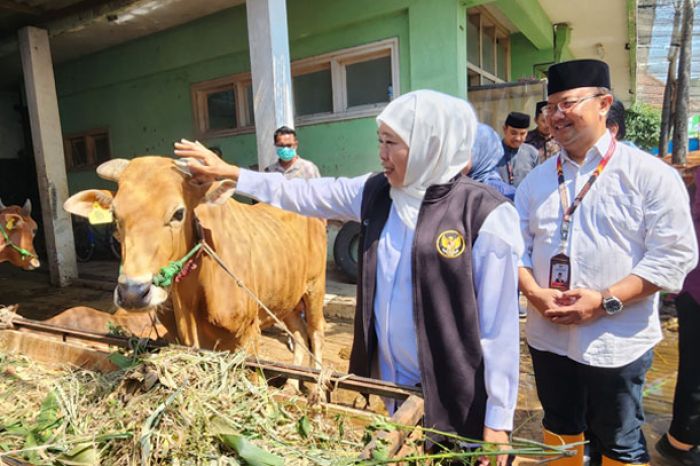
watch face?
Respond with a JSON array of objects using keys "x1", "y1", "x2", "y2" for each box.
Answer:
[{"x1": 604, "y1": 297, "x2": 623, "y2": 314}]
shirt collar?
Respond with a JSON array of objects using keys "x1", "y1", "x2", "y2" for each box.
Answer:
[
  {"x1": 278, "y1": 158, "x2": 299, "y2": 173},
  {"x1": 561, "y1": 130, "x2": 612, "y2": 168},
  {"x1": 501, "y1": 140, "x2": 518, "y2": 159}
]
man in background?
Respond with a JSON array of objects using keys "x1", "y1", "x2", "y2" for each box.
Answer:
[
  {"x1": 497, "y1": 112, "x2": 539, "y2": 187},
  {"x1": 656, "y1": 167, "x2": 700, "y2": 466},
  {"x1": 526, "y1": 101, "x2": 560, "y2": 163},
  {"x1": 265, "y1": 126, "x2": 320, "y2": 180}
]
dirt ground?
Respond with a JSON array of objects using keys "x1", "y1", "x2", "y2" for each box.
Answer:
[{"x1": 0, "y1": 262, "x2": 679, "y2": 464}]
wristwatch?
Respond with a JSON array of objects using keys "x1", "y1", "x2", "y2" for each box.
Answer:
[{"x1": 601, "y1": 290, "x2": 624, "y2": 315}]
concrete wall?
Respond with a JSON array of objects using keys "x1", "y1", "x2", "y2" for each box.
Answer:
[
  {"x1": 55, "y1": 0, "x2": 469, "y2": 193},
  {"x1": 0, "y1": 90, "x2": 24, "y2": 160}
]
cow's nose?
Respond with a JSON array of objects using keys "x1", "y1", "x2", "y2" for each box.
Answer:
[{"x1": 116, "y1": 279, "x2": 152, "y2": 309}]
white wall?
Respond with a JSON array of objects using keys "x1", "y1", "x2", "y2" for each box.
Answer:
[{"x1": 0, "y1": 91, "x2": 24, "y2": 159}]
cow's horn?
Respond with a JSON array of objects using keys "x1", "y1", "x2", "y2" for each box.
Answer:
[
  {"x1": 0, "y1": 198, "x2": 6, "y2": 210},
  {"x1": 21, "y1": 199, "x2": 31, "y2": 216},
  {"x1": 97, "y1": 159, "x2": 130, "y2": 181}
]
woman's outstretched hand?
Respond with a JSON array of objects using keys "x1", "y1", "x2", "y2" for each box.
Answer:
[{"x1": 173, "y1": 139, "x2": 240, "y2": 183}]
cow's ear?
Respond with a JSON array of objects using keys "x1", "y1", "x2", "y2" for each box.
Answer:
[
  {"x1": 64, "y1": 190, "x2": 114, "y2": 218},
  {"x1": 97, "y1": 159, "x2": 130, "y2": 182},
  {"x1": 3, "y1": 213, "x2": 23, "y2": 230},
  {"x1": 204, "y1": 180, "x2": 236, "y2": 205}
]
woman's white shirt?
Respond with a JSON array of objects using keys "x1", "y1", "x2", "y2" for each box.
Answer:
[{"x1": 237, "y1": 169, "x2": 522, "y2": 430}]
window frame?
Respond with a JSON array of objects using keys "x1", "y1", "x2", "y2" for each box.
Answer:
[
  {"x1": 191, "y1": 74, "x2": 254, "y2": 138},
  {"x1": 191, "y1": 38, "x2": 400, "y2": 138},
  {"x1": 467, "y1": 8, "x2": 510, "y2": 87},
  {"x1": 292, "y1": 38, "x2": 399, "y2": 125},
  {"x1": 63, "y1": 128, "x2": 111, "y2": 171}
]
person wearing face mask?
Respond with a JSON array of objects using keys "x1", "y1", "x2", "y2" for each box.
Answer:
[
  {"x1": 515, "y1": 59, "x2": 698, "y2": 466},
  {"x1": 174, "y1": 90, "x2": 523, "y2": 466},
  {"x1": 497, "y1": 112, "x2": 539, "y2": 187},
  {"x1": 264, "y1": 126, "x2": 321, "y2": 179}
]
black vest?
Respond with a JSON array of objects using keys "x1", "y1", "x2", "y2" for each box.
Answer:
[{"x1": 349, "y1": 173, "x2": 506, "y2": 439}]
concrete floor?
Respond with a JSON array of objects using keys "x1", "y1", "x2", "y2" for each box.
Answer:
[{"x1": 0, "y1": 260, "x2": 678, "y2": 464}]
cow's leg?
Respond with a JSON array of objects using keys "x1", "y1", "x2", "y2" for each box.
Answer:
[
  {"x1": 303, "y1": 281, "x2": 326, "y2": 370},
  {"x1": 155, "y1": 305, "x2": 180, "y2": 344},
  {"x1": 283, "y1": 310, "x2": 310, "y2": 368},
  {"x1": 282, "y1": 311, "x2": 310, "y2": 392}
]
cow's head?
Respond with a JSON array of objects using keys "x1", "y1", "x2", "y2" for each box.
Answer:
[
  {"x1": 64, "y1": 156, "x2": 235, "y2": 311},
  {"x1": 0, "y1": 199, "x2": 40, "y2": 270}
]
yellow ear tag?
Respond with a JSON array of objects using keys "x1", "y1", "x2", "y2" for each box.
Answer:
[
  {"x1": 88, "y1": 202, "x2": 113, "y2": 225},
  {"x1": 5, "y1": 218, "x2": 15, "y2": 231}
]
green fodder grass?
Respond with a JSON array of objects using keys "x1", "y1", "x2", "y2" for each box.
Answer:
[{"x1": 0, "y1": 347, "x2": 365, "y2": 465}]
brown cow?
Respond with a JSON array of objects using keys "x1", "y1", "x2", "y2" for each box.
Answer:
[
  {"x1": 63, "y1": 157, "x2": 326, "y2": 368},
  {"x1": 42, "y1": 306, "x2": 169, "y2": 341},
  {"x1": 0, "y1": 199, "x2": 40, "y2": 270}
]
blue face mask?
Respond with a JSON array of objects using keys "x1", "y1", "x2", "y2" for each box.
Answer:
[{"x1": 276, "y1": 147, "x2": 297, "y2": 162}]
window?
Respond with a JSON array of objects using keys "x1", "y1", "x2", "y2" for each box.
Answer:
[
  {"x1": 293, "y1": 65, "x2": 333, "y2": 116},
  {"x1": 207, "y1": 88, "x2": 237, "y2": 130},
  {"x1": 191, "y1": 38, "x2": 400, "y2": 136},
  {"x1": 292, "y1": 39, "x2": 398, "y2": 123},
  {"x1": 191, "y1": 75, "x2": 254, "y2": 137},
  {"x1": 467, "y1": 8, "x2": 510, "y2": 87},
  {"x1": 346, "y1": 55, "x2": 393, "y2": 107},
  {"x1": 63, "y1": 129, "x2": 111, "y2": 170}
]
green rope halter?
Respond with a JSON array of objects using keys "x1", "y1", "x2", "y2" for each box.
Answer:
[
  {"x1": 0, "y1": 222, "x2": 34, "y2": 260},
  {"x1": 152, "y1": 242, "x2": 202, "y2": 288}
]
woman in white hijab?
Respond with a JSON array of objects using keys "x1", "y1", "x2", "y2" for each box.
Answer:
[{"x1": 175, "y1": 90, "x2": 522, "y2": 465}]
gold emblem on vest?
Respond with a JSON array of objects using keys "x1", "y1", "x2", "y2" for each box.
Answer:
[{"x1": 436, "y1": 229, "x2": 465, "y2": 258}]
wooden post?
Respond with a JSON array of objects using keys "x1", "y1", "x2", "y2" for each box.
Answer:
[{"x1": 18, "y1": 26, "x2": 78, "y2": 287}]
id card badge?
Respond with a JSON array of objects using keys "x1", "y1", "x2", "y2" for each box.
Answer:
[{"x1": 549, "y1": 252, "x2": 571, "y2": 291}]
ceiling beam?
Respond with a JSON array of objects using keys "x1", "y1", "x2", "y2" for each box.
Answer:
[
  {"x1": 495, "y1": 0, "x2": 553, "y2": 50},
  {"x1": 0, "y1": 0, "x2": 41, "y2": 15},
  {"x1": 0, "y1": 0, "x2": 142, "y2": 58}
]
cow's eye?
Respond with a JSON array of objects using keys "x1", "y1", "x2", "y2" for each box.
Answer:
[{"x1": 170, "y1": 208, "x2": 185, "y2": 223}]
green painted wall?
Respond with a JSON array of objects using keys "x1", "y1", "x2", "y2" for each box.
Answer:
[
  {"x1": 509, "y1": 32, "x2": 574, "y2": 81},
  {"x1": 56, "y1": 0, "x2": 470, "y2": 193},
  {"x1": 408, "y1": 0, "x2": 467, "y2": 98}
]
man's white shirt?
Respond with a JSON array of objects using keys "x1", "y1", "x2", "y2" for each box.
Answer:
[{"x1": 516, "y1": 130, "x2": 698, "y2": 368}]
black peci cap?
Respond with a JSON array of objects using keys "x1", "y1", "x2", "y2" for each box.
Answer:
[
  {"x1": 505, "y1": 112, "x2": 531, "y2": 129},
  {"x1": 547, "y1": 59, "x2": 611, "y2": 95},
  {"x1": 535, "y1": 101, "x2": 547, "y2": 117}
]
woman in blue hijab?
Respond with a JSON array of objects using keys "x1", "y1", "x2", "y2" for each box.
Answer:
[{"x1": 468, "y1": 123, "x2": 516, "y2": 200}]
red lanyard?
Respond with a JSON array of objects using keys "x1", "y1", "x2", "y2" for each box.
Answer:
[
  {"x1": 506, "y1": 161, "x2": 514, "y2": 185},
  {"x1": 556, "y1": 139, "x2": 617, "y2": 241}
]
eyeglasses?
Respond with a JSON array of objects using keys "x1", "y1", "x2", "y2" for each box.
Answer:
[{"x1": 542, "y1": 94, "x2": 605, "y2": 116}]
